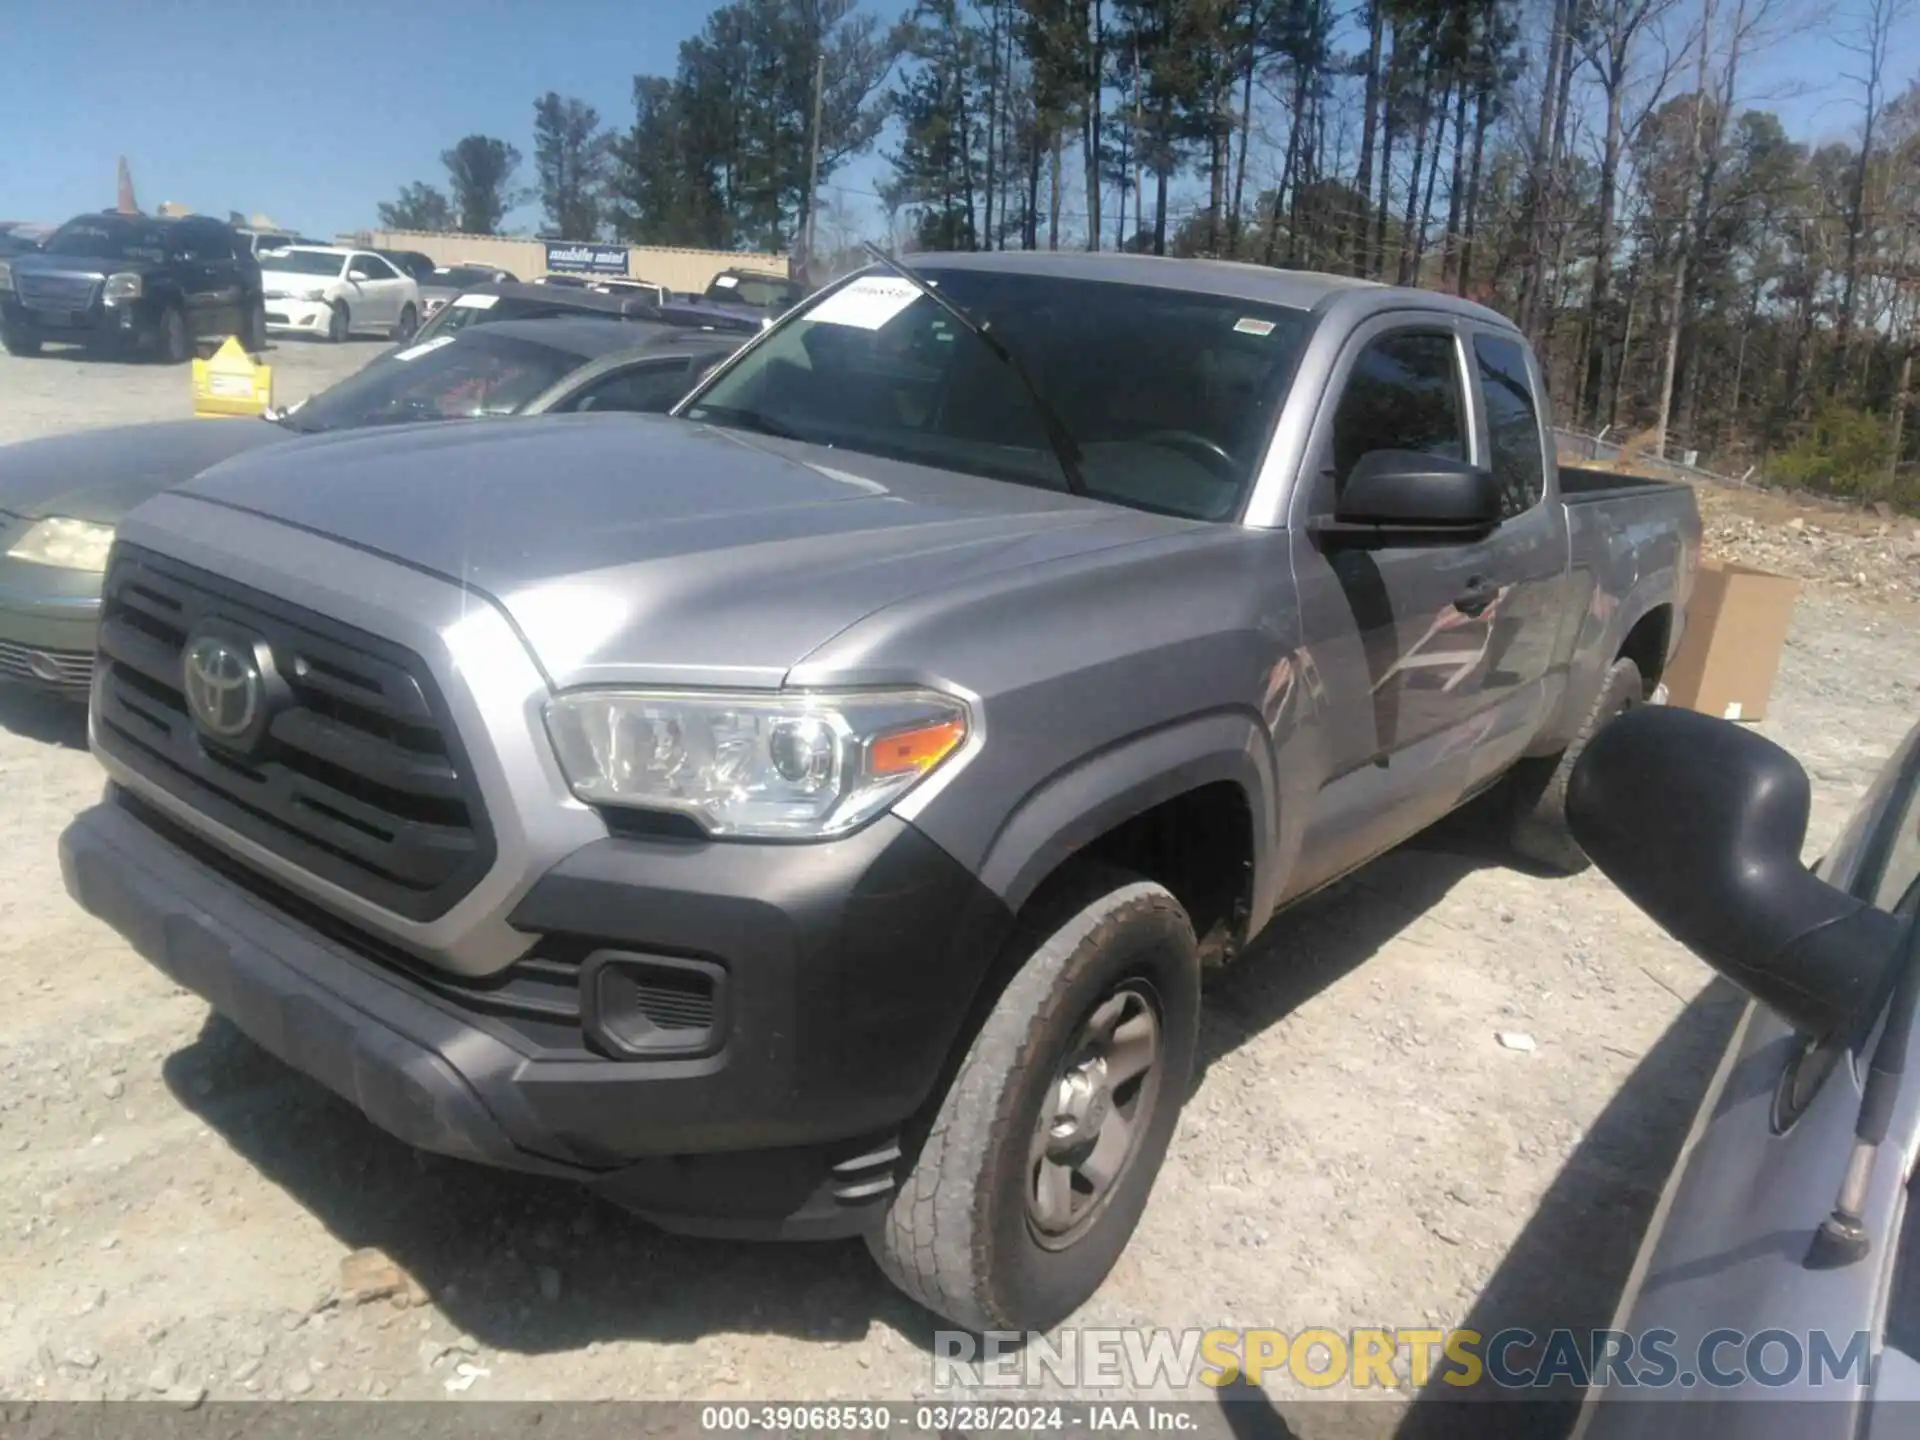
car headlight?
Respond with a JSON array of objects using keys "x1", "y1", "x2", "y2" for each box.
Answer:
[
  {"x1": 0, "y1": 260, "x2": 12, "y2": 293},
  {"x1": 6, "y1": 517, "x2": 116, "y2": 571},
  {"x1": 544, "y1": 687, "x2": 972, "y2": 838},
  {"x1": 102, "y1": 272, "x2": 142, "y2": 305},
  {"x1": 300, "y1": 287, "x2": 329, "y2": 302}
]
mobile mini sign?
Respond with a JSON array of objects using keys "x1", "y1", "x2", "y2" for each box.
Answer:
[{"x1": 543, "y1": 241, "x2": 630, "y2": 277}]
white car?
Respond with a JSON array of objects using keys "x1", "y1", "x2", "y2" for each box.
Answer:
[{"x1": 259, "y1": 246, "x2": 421, "y2": 343}]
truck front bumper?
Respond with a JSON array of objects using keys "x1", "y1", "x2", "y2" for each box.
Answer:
[
  {"x1": 1, "y1": 295, "x2": 161, "y2": 352},
  {"x1": 60, "y1": 789, "x2": 1009, "y2": 1239}
]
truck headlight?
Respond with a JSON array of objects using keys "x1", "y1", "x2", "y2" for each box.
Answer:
[
  {"x1": 102, "y1": 272, "x2": 143, "y2": 305},
  {"x1": 0, "y1": 260, "x2": 12, "y2": 293},
  {"x1": 544, "y1": 688, "x2": 972, "y2": 838},
  {"x1": 6, "y1": 517, "x2": 116, "y2": 571}
]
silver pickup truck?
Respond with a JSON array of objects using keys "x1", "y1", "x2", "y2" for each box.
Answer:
[{"x1": 58, "y1": 252, "x2": 1700, "y2": 1332}]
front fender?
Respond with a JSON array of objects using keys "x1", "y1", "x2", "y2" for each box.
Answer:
[{"x1": 975, "y1": 709, "x2": 1276, "y2": 917}]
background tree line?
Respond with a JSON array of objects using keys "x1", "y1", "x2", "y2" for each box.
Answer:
[{"x1": 373, "y1": 0, "x2": 1919, "y2": 507}]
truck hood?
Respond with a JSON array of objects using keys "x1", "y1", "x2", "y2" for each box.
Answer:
[
  {"x1": 173, "y1": 413, "x2": 1192, "y2": 689},
  {"x1": 0, "y1": 420, "x2": 292, "y2": 524}
]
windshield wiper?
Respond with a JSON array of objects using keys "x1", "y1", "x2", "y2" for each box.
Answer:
[{"x1": 858, "y1": 242, "x2": 1088, "y2": 498}]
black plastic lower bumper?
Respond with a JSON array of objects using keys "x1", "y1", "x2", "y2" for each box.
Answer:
[{"x1": 60, "y1": 791, "x2": 1009, "y2": 1239}]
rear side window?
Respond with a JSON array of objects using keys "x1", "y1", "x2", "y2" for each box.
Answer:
[
  {"x1": 566, "y1": 357, "x2": 697, "y2": 414},
  {"x1": 1474, "y1": 333, "x2": 1545, "y2": 517},
  {"x1": 1330, "y1": 331, "x2": 1465, "y2": 492}
]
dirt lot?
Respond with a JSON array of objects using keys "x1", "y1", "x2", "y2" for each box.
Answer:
[{"x1": 0, "y1": 345, "x2": 1914, "y2": 1435}]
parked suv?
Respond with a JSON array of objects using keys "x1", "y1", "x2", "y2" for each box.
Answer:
[{"x1": 0, "y1": 212, "x2": 265, "y2": 362}]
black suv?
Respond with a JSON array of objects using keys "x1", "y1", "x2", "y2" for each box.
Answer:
[{"x1": 0, "y1": 211, "x2": 265, "y2": 362}]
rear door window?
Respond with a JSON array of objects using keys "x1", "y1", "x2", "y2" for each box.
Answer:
[{"x1": 1474, "y1": 333, "x2": 1546, "y2": 518}]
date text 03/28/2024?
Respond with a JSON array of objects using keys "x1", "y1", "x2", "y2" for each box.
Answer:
[{"x1": 699, "y1": 1405, "x2": 1194, "y2": 1432}]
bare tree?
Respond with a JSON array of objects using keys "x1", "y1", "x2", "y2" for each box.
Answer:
[
  {"x1": 1517, "y1": 0, "x2": 1575, "y2": 341},
  {"x1": 1577, "y1": 0, "x2": 1684, "y2": 426},
  {"x1": 1652, "y1": 0, "x2": 1716, "y2": 455},
  {"x1": 1833, "y1": 0, "x2": 1913, "y2": 383}
]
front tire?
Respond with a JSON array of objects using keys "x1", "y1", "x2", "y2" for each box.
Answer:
[
  {"x1": 868, "y1": 865, "x2": 1199, "y2": 1332},
  {"x1": 154, "y1": 304, "x2": 191, "y2": 364},
  {"x1": 391, "y1": 304, "x2": 418, "y2": 343},
  {"x1": 1, "y1": 326, "x2": 41, "y2": 357},
  {"x1": 242, "y1": 297, "x2": 267, "y2": 355},
  {"x1": 327, "y1": 302, "x2": 350, "y2": 343},
  {"x1": 1509, "y1": 656, "x2": 1647, "y2": 874}
]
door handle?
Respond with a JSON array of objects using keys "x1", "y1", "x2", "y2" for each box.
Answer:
[{"x1": 1453, "y1": 576, "x2": 1498, "y2": 617}]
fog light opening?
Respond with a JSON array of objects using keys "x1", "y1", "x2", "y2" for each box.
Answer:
[{"x1": 581, "y1": 950, "x2": 726, "y2": 1060}]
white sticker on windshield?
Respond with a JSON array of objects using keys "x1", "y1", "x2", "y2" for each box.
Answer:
[
  {"x1": 392, "y1": 335, "x2": 458, "y2": 362},
  {"x1": 452, "y1": 292, "x2": 499, "y2": 310},
  {"x1": 1233, "y1": 317, "x2": 1277, "y2": 336},
  {"x1": 807, "y1": 275, "x2": 921, "y2": 330},
  {"x1": 713, "y1": 274, "x2": 739, "y2": 288}
]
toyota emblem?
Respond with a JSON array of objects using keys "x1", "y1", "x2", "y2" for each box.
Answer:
[{"x1": 183, "y1": 634, "x2": 262, "y2": 742}]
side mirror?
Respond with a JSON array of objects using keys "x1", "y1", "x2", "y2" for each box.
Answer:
[
  {"x1": 1312, "y1": 451, "x2": 1502, "y2": 545},
  {"x1": 1567, "y1": 705, "x2": 1904, "y2": 1041}
]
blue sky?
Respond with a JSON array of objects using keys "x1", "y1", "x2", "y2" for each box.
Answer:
[
  {"x1": 0, "y1": 0, "x2": 1912, "y2": 243},
  {"x1": 0, "y1": 0, "x2": 909, "y2": 238}
]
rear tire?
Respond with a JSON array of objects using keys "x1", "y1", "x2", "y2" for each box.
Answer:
[
  {"x1": 1509, "y1": 657, "x2": 1647, "y2": 874},
  {"x1": 867, "y1": 864, "x2": 1199, "y2": 1332},
  {"x1": 391, "y1": 304, "x2": 418, "y2": 343},
  {"x1": 327, "y1": 302, "x2": 349, "y2": 343}
]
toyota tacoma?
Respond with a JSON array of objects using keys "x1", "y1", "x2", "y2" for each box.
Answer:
[{"x1": 60, "y1": 251, "x2": 1700, "y2": 1330}]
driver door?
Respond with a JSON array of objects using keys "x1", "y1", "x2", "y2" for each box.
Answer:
[{"x1": 1282, "y1": 316, "x2": 1507, "y2": 893}]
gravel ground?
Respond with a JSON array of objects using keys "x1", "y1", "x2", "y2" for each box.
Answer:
[{"x1": 0, "y1": 348, "x2": 1913, "y2": 1435}]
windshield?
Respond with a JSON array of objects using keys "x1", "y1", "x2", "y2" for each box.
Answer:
[
  {"x1": 426, "y1": 266, "x2": 499, "y2": 289},
  {"x1": 705, "y1": 272, "x2": 801, "y2": 311},
  {"x1": 43, "y1": 217, "x2": 170, "y2": 262},
  {"x1": 682, "y1": 267, "x2": 1309, "y2": 520},
  {"x1": 280, "y1": 332, "x2": 582, "y2": 433},
  {"x1": 261, "y1": 250, "x2": 345, "y2": 277}
]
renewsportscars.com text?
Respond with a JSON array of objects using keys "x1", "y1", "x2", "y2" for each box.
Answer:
[{"x1": 934, "y1": 1327, "x2": 1874, "y2": 1392}]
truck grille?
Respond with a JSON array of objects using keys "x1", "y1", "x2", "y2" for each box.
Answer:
[
  {"x1": 15, "y1": 272, "x2": 98, "y2": 314},
  {"x1": 92, "y1": 544, "x2": 495, "y2": 922}
]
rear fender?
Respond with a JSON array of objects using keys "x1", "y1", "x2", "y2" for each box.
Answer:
[{"x1": 1541, "y1": 559, "x2": 1680, "y2": 758}]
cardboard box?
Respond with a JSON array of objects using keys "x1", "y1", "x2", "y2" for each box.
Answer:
[{"x1": 1660, "y1": 559, "x2": 1801, "y2": 722}]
